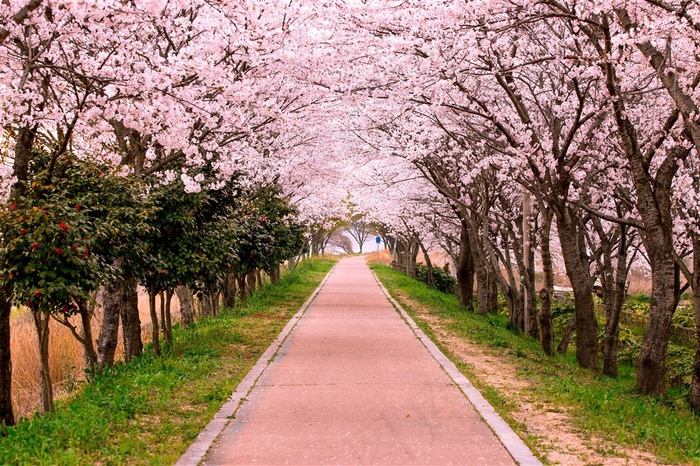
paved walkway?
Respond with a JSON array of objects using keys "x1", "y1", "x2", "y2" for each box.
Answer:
[{"x1": 192, "y1": 257, "x2": 537, "y2": 465}]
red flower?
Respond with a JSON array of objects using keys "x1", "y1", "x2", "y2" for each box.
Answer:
[
  {"x1": 10, "y1": 203, "x2": 16, "y2": 210},
  {"x1": 71, "y1": 244, "x2": 78, "y2": 250},
  {"x1": 61, "y1": 305, "x2": 69, "y2": 312},
  {"x1": 84, "y1": 249, "x2": 90, "y2": 258},
  {"x1": 34, "y1": 290, "x2": 41, "y2": 298},
  {"x1": 74, "y1": 204, "x2": 80, "y2": 210},
  {"x1": 55, "y1": 248, "x2": 63, "y2": 255},
  {"x1": 31, "y1": 242, "x2": 39, "y2": 250},
  {"x1": 59, "y1": 222, "x2": 69, "y2": 231},
  {"x1": 19, "y1": 228, "x2": 26, "y2": 235},
  {"x1": 160, "y1": 269, "x2": 166, "y2": 274}
]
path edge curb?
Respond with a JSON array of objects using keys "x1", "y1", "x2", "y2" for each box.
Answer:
[
  {"x1": 372, "y1": 268, "x2": 542, "y2": 466},
  {"x1": 174, "y1": 264, "x2": 336, "y2": 466}
]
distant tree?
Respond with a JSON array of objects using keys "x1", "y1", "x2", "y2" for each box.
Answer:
[{"x1": 329, "y1": 231, "x2": 353, "y2": 254}]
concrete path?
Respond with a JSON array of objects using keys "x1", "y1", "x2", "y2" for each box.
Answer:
[{"x1": 195, "y1": 257, "x2": 538, "y2": 465}]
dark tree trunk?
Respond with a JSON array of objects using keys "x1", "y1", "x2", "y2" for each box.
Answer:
[
  {"x1": 159, "y1": 292, "x2": 166, "y2": 338},
  {"x1": 12, "y1": 125, "x2": 36, "y2": 197},
  {"x1": 538, "y1": 212, "x2": 555, "y2": 356},
  {"x1": 636, "y1": 251, "x2": 676, "y2": 396},
  {"x1": 488, "y1": 274, "x2": 499, "y2": 315},
  {"x1": 271, "y1": 264, "x2": 281, "y2": 285},
  {"x1": 525, "y1": 243, "x2": 538, "y2": 337},
  {"x1": 222, "y1": 272, "x2": 237, "y2": 308},
  {"x1": 76, "y1": 297, "x2": 98, "y2": 371},
  {"x1": 255, "y1": 269, "x2": 263, "y2": 291},
  {"x1": 474, "y1": 262, "x2": 492, "y2": 317},
  {"x1": 555, "y1": 209, "x2": 599, "y2": 370},
  {"x1": 98, "y1": 280, "x2": 121, "y2": 371},
  {"x1": 456, "y1": 222, "x2": 475, "y2": 311},
  {"x1": 419, "y1": 240, "x2": 435, "y2": 287},
  {"x1": 209, "y1": 288, "x2": 219, "y2": 317},
  {"x1": 120, "y1": 278, "x2": 141, "y2": 363},
  {"x1": 163, "y1": 290, "x2": 173, "y2": 345},
  {"x1": 690, "y1": 234, "x2": 700, "y2": 412},
  {"x1": 557, "y1": 317, "x2": 576, "y2": 355},
  {"x1": 200, "y1": 290, "x2": 212, "y2": 317},
  {"x1": 201, "y1": 284, "x2": 219, "y2": 317},
  {"x1": 0, "y1": 289, "x2": 14, "y2": 428},
  {"x1": 237, "y1": 274, "x2": 248, "y2": 304},
  {"x1": 595, "y1": 27, "x2": 681, "y2": 395},
  {"x1": 33, "y1": 310, "x2": 54, "y2": 413},
  {"x1": 246, "y1": 270, "x2": 256, "y2": 297},
  {"x1": 406, "y1": 238, "x2": 420, "y2": 279},
  {"x1": 148, "y1": 284, "x2": 161, "y2": 357},
  {"x1": 603, "y1": 226, "x2": 629, "y2": 377},
  {"x1": 176, "y1": 285, "x2": 195, "y2": 327}
]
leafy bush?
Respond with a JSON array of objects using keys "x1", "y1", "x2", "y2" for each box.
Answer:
[
  {"x1": 414, "y1": 263, "x2": 457, "y2": 295},
  {"x1": 672, "y1": 305, "x2": 695, "y2": 328}
]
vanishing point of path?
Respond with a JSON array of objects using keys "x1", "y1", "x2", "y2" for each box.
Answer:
[{"x1": 183, "y1": 256, "x2": 540, "y2": 465}]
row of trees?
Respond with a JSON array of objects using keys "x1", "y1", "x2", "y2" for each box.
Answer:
[
  {"x1": 336, "y1": 0, "x2": 700, "y2": 410},
  {"x1": 0, "y1": 0, "x2": 325, "y2": 428},
  {"x1": 2, "y1": 0, "x2": 700, "y2": 428},
  {"x1": 0, "y1": 149, "x2": 305, "y2": 422}
]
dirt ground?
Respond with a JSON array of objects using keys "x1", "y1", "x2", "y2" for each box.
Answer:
[{"x1": 399, "y1": 292, "x2": 662, "y2": 466}]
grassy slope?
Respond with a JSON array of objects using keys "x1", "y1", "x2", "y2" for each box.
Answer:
[
  {"x1": 0, "y1": 258, "x2": 336, "y2": 465},
  {"x1": 372, "y1": 264, "x2": 700, "y2": 465}
]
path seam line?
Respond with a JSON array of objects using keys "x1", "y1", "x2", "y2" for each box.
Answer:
[
  {"x1": 372, "y1": 269, "x2": 542, "y2": 466},
  {"x1": 174, "y1": 264, "x2": 336, "y2": 466}
]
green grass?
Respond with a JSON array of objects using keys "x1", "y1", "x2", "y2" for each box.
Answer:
[
  {"x1": 372, "y1": 263, "x2": 700, "y2": 465},
  {"x1": 0, "y1": 258, "x2": 336, "y2": 465}
]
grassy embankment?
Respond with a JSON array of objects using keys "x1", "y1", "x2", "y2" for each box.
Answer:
[
  {"x1": 0, "y1": 258, "x2": 335, "y2": 465},
  {"x1": 371, "y1": 263, "x2": 700, "y2": 465}
]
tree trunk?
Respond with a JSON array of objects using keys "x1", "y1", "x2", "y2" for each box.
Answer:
[
  {"x1": 255, "y1": 269, "x2": 263, "y2": 291},
  {"x1": 690, "y1": 234, "x2": 700, "y2": 412},
  {"x1": 525, "y1": 241, "x2": 538, "y2": 337},
  {"x1": 246, "y1": 270, "x2": 256, "y2": 297},
  {"x1": 556, "y1": 209, "x2": 599, "y2": 370},
  {"x1": 200, "y1": 290, "x2": 213, "y2": 317},
  {"x1": 148, "y1": 284, "x2": 161, "y2": 357},
  {"x1": 77, "y1": 298, "x2": 98, "y2": 371},
  {"x1": 467, "y1": 221, "x2": 496, "y2": 317},
  {"x1": 488, "y1": 274, "x2": 499, "y2": 314},
  {"x1": 159, "y1": 292, "x2": 166, "y2": 338},
  {"x1": 418, "y1": 240, "x2": 435, "y2": 287},
  {"x1": 237, "y1": 274, "x2": 248, "y2": 304},
  {"x1": 636, "y1": 254, "x2": 676, "y2": 396},
  {"x1": 603, "y1": 226, "x2": 629, "y2": 377},
  {"x1": 597, "y1": 32, "x2": 679, "y2": 394},
  {"x1": 97, "y1": 280, "x2": 121, "y2": 371},
  {"x1": 164, "y1": 290, "x2": 173, "y2": 345},
  {"x1": 120, "y1": 278, "x2": 141, "y2": 363},
  {"x1": 33, "y1": 310, "x2": 54, "y2": 413},
  {"x1": 538, "y1": 211, "x2": 555, "y2": 356},
  {"x1": 176, "y1": 285, "x2": 195, "y2": 326},
  {"x1": 474, "y1": 262, "x2": 492, "y2": 317},
  {"x1": 557, "y1": 317, "x2": 576, "y2": 355},
  {"x1": 456, "y1": 222, "x2": 475, "y2": 311},
  {"x1": 209, "y1": 287, "x2": 219, "y2": 317},
  {"x1": 222, "y1": 272, "x2": 237, "y2": 308},
  {"x1": 270, "y1": 264, "x2": 281, "y2": 285},
  {"x1": 12, "y1": 125, "x2": 36, "y2": 197},
  {"x1": 406, "y1": 238, "x2": 420, "y2": 279},
  {"x1": 0, "y1": 289, "x2": 14, "y2": 428}
]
